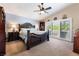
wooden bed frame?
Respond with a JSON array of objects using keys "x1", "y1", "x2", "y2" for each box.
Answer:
[
  {"x1": 19, "y1": 24, "x2": 49, "y2": 50},
  {"x1": 7, "y1": 29, "x2": 49, "y2": 50},
  {"x1": 26, "y1": 30, "x2": 49, "y2": 50}
]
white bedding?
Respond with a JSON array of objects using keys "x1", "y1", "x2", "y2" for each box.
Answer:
[
  {"x1": 30, "y1": 31, "x2": 46, "y2": 34},
  {"x1": 19, "y1": 28, "x2": 28, "y2": 43},
  {"x1": 19, "y1": 28, "x2": 47, "y2": 43}
]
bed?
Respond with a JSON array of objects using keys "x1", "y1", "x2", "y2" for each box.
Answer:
[{"x1": 19, "y1": 28, "x2": 49, "y2": 50}]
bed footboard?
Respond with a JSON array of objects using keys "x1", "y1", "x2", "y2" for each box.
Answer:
[{"x1": 26, "y1": 30, "x2": 49, "y2": 50}]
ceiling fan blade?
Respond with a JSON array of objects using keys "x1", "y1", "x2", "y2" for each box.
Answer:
[
  {"x1": 44, "y1": 10, "x2": 48, "y2": 13},
  {"x1": 38, "y1": 5, "x2": 42, "y2": 9},
  {"x1": 34, "y1": 10, "x2": 41, "y2": 12},
  {"x1": 45, "y1": 7, "x2": 52, "y2": 10}
]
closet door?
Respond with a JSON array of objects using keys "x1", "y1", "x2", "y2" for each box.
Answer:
[{"x1": 0, "y1": 7, "x2": 5, "y2": 56}]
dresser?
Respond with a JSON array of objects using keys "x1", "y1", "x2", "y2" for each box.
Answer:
[
  {"x1": 8, "y1": 32, "x2": 19, "y2": 42},
  {"x1": 73, "y1": 32, "x2": 79, "y2": 53},
  {"x1": 0, "y1": 7, "x2": 5, "y2": 55}
]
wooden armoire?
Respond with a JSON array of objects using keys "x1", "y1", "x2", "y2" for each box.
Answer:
[{"x1": 0, "y1": 6, "x2": 5, "y2": 56}]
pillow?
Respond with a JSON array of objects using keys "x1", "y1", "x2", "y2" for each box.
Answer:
[{"x1": 20, "y1": 28, "x2": 27, "y2": 35}]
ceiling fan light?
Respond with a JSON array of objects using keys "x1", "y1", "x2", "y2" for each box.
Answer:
[{"x1": 41, "y1": 11, "x2": 44, "y2": 13}]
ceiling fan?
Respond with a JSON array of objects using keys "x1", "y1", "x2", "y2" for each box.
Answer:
[{"x1": 34, "y1": 3, "x2": 52, "y2": 14}]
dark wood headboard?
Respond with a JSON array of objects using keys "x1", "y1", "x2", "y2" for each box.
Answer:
[
  {"x1": 20, "y1": 23, "x2": 35, "y2": 28},
  {"x1": 18, "y1": 23, "x2": 35, "y2": 32}
]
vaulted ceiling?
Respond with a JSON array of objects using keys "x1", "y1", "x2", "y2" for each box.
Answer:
[{"x1": 0, "y1": 3, "x2": 72, "y2": 21}]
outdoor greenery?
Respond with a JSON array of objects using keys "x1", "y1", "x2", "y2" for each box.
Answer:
[{"x1": 47, "y1": 22, "x2": 69, "y2": 31}]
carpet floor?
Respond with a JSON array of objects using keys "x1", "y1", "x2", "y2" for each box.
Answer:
[{"x1": 13, "y1": 38, "x2": 79, "y2": 56}]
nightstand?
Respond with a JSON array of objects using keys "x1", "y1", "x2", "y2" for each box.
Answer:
[{"x1": 8, "y1": 32, "x2": 19, "y2": 42}]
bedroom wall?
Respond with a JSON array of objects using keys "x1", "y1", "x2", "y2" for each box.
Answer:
[
  {"x1": 45, "y1": 4, "x2": 79, "y2": 33},
  {"x1": 5, "y1": 13, "x2": 39, "y2": 34}
]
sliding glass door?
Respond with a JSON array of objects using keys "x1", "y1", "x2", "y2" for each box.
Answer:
[{"x1": 46, "y1": 18, "x2": 72, "y2": 42}]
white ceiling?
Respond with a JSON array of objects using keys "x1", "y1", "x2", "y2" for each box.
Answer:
[{"x1": 0, "y1": 3, "x2": 72, "y2": 21}]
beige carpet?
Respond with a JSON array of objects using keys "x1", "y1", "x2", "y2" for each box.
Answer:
[
  {"x1": 13, "y1": 38, "x2": 79, "y2": 56},
  {"x1": 6, "y1": 40, "x2": 26, "y2": 56}
]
